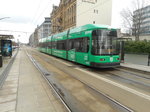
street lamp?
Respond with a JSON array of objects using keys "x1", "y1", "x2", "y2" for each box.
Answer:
[{"x1": 0, "y1": 17, "x2": 10, "y2": 20}]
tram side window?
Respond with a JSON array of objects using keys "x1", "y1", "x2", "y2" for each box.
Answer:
[
  {"x1": 57, "y1": 40, "x2": 66, "y2": 50},
  {"x1": 47, "y1": 42, "x2": 52, "y2": 49},
  {"x1": 75, "y1": 38, "x2": 83, "y2": 52},
  {"x1": 74, "y1": 37, "x2": 89, "y2": 53},
  {"x1": 52, "y1": 41, "x2": 57, "y2": 49},
  {"x1": 68, "y1": 37, "x2": 89, "y2": 52},
  {"x1": 68, "y1": 39, "x2": 75, "y2": 50},
  {"x1": 46, "y1": 42, "x2": 48, "y2": 48},
  {"x1": 83, "y1": 37, "x2": 89, "y2": 52},
  {"x1": 45, "y1": 42, "x2": 48, "y2": 48},
  {"x1": 42, "y1": 42, "x2": 45, "y2": 48}
]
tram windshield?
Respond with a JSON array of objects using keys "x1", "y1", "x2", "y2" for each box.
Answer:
[{"x1": 92, "y1": 29, "x2": 119, "y2": 55}]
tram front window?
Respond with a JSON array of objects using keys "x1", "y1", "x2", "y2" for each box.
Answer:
[{"x1": 92, "y1": 29, "x2": 119, "y2": 55}]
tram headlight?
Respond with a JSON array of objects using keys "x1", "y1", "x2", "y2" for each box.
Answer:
[
  {"x1": 100, "y1": 58, "x2": 105, "y2": 61},
  {"x1": 117, "y1": 58, "x2": 120, "y2": 60}
]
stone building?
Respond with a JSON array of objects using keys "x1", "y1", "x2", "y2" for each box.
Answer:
[
  {"x1": 29, "y1": 27, "x2": 39, "y2": 47},
  {"x1": 133, "y1": 5, "x2": 150, "y2": 36},
  {"x1": 51, "y1": 0, "x2": 76, "y2": 34},
  {"x1": 38, "y1": 17, "x2": 51, "y2": 39},
  {"x1": 29, "y1": 17, "x2": 51, "y2": 47},
  {"x1": 50, "y1": 0, "x2": 114, "y2": 34}
]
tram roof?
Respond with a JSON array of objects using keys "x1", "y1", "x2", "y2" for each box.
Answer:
[{"x1": 69, "y1": 24, "x2": 116, "y2": 34}]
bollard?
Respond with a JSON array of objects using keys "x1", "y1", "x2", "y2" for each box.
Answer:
[
  {"x1": 120, "y1": 41, "x2": 125, "y2": 63},
  {"x1": 148, "y1": 53, "x2": 150, "y2": 66}
]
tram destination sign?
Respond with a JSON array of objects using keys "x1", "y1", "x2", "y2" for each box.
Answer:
[{"x1": 82, "y1": 0, "x2": 97, "y2": 4}]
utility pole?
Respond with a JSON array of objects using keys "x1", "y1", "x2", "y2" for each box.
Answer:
[{"x1": 120, "y1": 41, "x2": 125, "y2": 63}]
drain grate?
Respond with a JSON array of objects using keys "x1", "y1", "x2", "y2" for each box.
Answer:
[{"x1": 45, "y1": 73, "x2": 51, "y2": 76}]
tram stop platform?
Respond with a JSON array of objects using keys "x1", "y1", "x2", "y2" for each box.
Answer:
[
  {"x1": 0, "y1": 48, "x2": 67, "y2": 112},
  {"x1": 0, "y1": 47, "x2": 150, "y2": 112},
  {"x1": 121, "y1": 63, "x2": 150, "y2": 73}
]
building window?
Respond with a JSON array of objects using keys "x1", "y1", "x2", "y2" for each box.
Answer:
[{"x1": 94, "y1": 9, "x2": 98, "y2": 14}]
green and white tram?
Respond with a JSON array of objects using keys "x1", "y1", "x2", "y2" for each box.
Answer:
[{"x1": 38, "y1": 24, "x2": 120, "y2": 68}]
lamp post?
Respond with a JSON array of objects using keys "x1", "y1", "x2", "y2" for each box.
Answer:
[{"x1": 0, "y1": 17, "x2": 10, "y2": 20}]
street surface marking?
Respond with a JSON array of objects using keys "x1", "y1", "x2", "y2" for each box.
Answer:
[
  {"x1": 75, "y1": 68, "x2": 150, "y2": 101},
  {"x1": 39, "y1": 52, "x2": 150, "y2": 100},
  {"x1": 52, "y1": 58, "x2": 73, "y2": 66}
]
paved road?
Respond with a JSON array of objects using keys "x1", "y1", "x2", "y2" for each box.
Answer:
[{"x1": 29, "y1": 47, "x2": 150, "y2": 112}]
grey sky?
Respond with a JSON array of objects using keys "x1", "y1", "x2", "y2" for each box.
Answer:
[{"x1": 0, "y1": 0, "x2": 59, "y2": 43}]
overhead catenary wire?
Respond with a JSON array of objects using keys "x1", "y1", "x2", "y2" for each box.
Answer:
[
  {"x1": 32, "y1": 0, "x2": 53, "y2": 26},
  {"x1": 31, "y1": 0, "x2": 110, "y2": 29},
  {"x1": 31, "y1": 0, "x2": 83, "y2": 26},
  {"x1": 0, "y1": 30, "x2": 32, "y2": 34},
  {"x1": 30, "y1": 0, "x2": 43, "y2": 24}
]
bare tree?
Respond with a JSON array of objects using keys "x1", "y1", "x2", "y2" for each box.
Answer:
[{"x1": 121, "y1": 0, "x2": 147, "y2": 41}]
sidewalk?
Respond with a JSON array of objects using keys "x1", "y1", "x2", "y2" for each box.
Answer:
[
  {"x1": 0, "y1": 49, "x2": 67, "y2": 112},
  {"x1": 0, "y1": 49, "x2": 17, "y2": 78},
  {"x1": 121, "y1": 62, "x2": 150, "y2": 73}
]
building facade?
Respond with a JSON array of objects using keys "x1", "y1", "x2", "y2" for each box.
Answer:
[
  {"x1": 76, "y1": 0, "x2": 112, "y2": 27},
  {"x1": 133, "y1": 5, "x2": 150, "y2": 36},
  {"x1": 29, "y1": 17, "x2": 51, "y2": 47},
  {"x1": 51, "y1": 0, "x2": 76, "y2": 34},
  {"x1": 29, "y1": 33, "x2": 34, "y2": 47},
  {"x1": 29, "y1": 27, "x2": 39, "y2": 47},
  {"x1": 38, "y1": 17, "x2": 51, "y2": 39},
  {"x1": 50, "y1": 0, "x2": 113, "y2": 34}
]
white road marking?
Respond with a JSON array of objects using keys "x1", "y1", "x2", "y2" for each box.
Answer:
[
  {"x1": 46, "y1": 54, "x2": 150, "y2": 101},
  {"x1": 75, "y1": 68, "x2": 150, "y2": 101},
  {"x1": 52, "y1": 58, "x2": 73, "y2": 66}
]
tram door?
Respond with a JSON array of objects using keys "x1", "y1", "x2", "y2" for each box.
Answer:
[
  {"x1": 75, "y1": 37, "x2": 89, "y2": 65},
  {"x1": 68, "y1": 39, "x2": 76, "y2": 62},
  {"x1": 68, "y1": 48, "x2": 76, "y2": 62}
]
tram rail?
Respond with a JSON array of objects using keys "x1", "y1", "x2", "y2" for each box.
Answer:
[
  {"x1": 27, "y1": 48, "x2": 135, "y2": 112},
  {"x1": 26, "y1": 51, "x2": 72, "y2": 112}
]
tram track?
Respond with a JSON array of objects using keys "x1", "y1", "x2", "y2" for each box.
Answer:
[
  {"x1": 26, "y1": 48, "x2": 134, "y2": 112},
  {"x1": 88, "y1": 68, "x2": 150, "y2": 93},
  {"x1": 61, "y1": 59, "x2": 150, "y2": 93},
  {"x1": 116, "y1": 67, "x2": 150, "y2": 79},
  {"x1": 26, "y1": 50, "x2": 72, "y2": 112},
  {"x1": 27, "y1": 48, "x2": 150, "y2": 112},
  {"x1": 31, "y1": 48, "x2": 150, "y2": 94}
]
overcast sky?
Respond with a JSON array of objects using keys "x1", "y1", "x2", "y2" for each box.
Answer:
[
  {"x1": 0, "y1": 0, "x2": 148, "y2": 43},
  {"x1": 0, "y1": 0, "x2": 59, "y2": 43}
]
